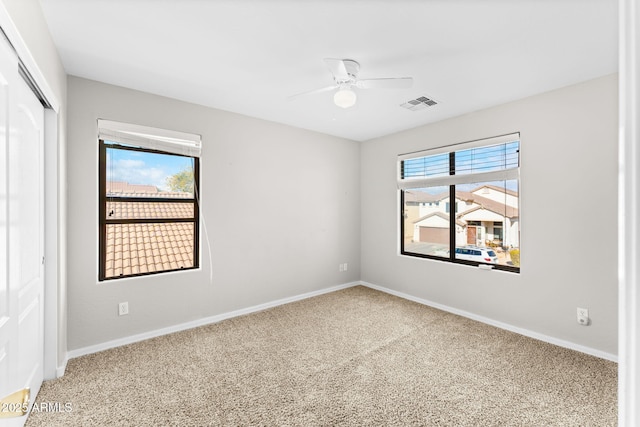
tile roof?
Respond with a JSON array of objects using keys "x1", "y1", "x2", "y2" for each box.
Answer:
[
  {"x1": 105, "y1": 222, "x2": 195, "y2": 278},
  {"x1": 456, "y1": 191, "x2": 519, "y2": 218},
  {"x1": 107, "y1": 201, "x2": 194, "y2": 220},
  {"x1": 471, "y1": 184, "x2": 519, "y2": 197},
  {"x1": 404, "y1": 190, "x2": 448, "y2": 203},
  {"x1": 413, "y1": 211, "x2": 466, "y2": 227},
  {"x1": 106, "y1": 181, "x2": 192, "y2": 198},
  {"x1": 107, "y1": 181, "x2": 159, "y2": 194}
]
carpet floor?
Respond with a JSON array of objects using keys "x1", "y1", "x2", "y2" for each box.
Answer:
[{"x1": 26, "y1": 286, "x2": 617, "y2": 426}]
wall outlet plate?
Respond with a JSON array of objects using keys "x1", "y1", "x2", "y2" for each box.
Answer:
[
  {"x1": 577, "y1": 307, "x2": 589, "y2": 325},
  {"x1": 119, "y1": 302, "x2": 129, "y2": 316}
]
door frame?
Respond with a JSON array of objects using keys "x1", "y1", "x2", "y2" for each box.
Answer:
[
  {"x1": 619, "y1": 0, "x2": 639, "y2": 425},
  {"x1": 43, "y1": 108, "x2": 60, "y2": 379},
  {"x1": 0, "y1": 4, "x2": 62, "y2": 381}
]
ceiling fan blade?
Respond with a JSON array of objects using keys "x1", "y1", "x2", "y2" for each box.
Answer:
[
  {"x1": 323, "y1": 58, "x2": 349, "y2": 80},
  {"x1": 355, "y1": 77, "x2": 413, "y2": 89},
  {"x1": 287, "y1": 85, "x2": 337, "y2": 100}
]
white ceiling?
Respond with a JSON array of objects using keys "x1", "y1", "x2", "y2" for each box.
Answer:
[{"x1": 38, "y1": 0, "x2": 618, "y2": 142}]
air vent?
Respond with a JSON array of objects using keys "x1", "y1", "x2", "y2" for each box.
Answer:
[{"x1": 400, "y1": 95, "x2": 438, "y2": 111}]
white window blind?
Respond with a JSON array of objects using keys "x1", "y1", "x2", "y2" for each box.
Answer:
[
  {"x1": 397, "y1": 133, "x2": 520, "y2": 190},
  {"x1": 97, "y1": 119, "x2": 202, "y2": 157}
]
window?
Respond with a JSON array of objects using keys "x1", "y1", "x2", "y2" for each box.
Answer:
[
  {"x1": 97, "y1": 120, "x2": 201, "y2": 281},
  {"x1": 399, "y1": 133, "x2": 520, "y2": 272}
]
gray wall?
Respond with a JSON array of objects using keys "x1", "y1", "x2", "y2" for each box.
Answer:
[
  {"x1": 67, "y1": 76, "x2": 361, "y2": 351},
  {"x1": 361, "y1": 74, "x2": 618, "y2": 356}
]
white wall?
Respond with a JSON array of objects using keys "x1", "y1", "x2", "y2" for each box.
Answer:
[
  {"x1": 361, "y1": 74, "x2": 618, "y2": 356},
  {"x1": 66, "y1": 76, "x2": 361, "y2": 351}
]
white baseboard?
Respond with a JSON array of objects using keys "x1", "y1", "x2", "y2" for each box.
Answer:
[
  {"x1": 65, "y1": 279, "x2": 616, "y2": 368},
  {"x1": 67, "y1": 281, "x2": 360, "y2": 361},
  {"x1": 360, "y1": 281, "x2": 618, "y2": 363},
  {"x1": 56, "y1": 357, "x2": 68, "y2": 378}
]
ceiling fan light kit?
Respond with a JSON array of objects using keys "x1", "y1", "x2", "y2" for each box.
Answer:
[{"x1": 334, "y1": 87, "x2": 357, "y2": 108}]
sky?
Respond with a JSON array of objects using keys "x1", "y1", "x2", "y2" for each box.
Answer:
[{"x1": 106, "y1": 147, "x2": 193, "y2": 191}]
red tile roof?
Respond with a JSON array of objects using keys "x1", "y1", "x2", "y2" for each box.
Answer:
[
  {"x1": 106, "y1": 201, "x2": 193, "y2": 220},
  {"x1": 105, "y1": 223, "x2": 194, "y2": 278},
  {"x1": 107, "y1": 181, "x2": 159, "y2": 194},
  {"x1": 456, "y1": 191, "x2": 519, "y2": 218}
]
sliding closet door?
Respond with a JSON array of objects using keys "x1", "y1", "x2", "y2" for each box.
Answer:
[{"x1": 0, "y1": 33, "x2": 45, "y2": 426}]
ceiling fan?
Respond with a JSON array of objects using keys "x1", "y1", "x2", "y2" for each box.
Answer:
[{"x1": 289, "y1": 58, "x2": 413, "y2": 108}]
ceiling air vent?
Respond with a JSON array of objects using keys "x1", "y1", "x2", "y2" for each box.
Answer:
[{"x1": 400, "y1": 96, "x2": 438, "y2": 111}]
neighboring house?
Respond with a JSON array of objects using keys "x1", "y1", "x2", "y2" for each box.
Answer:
[
  {"x1": 406, "y1": 185, "x2": 519, "y2": 249},
  {"x1": 471, "y1": 184, "x2": 519, "y2": 208}
]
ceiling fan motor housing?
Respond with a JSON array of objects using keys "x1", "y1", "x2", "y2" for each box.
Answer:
[{"x1": 338, "y1": 59, "x2": 360, "y2": 83}]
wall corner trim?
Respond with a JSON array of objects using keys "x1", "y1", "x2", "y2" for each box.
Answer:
[{"x1": 55, "y1": 356, "x2": 68, "y2": 379}]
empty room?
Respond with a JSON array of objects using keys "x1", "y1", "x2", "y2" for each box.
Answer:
[{"x1": 1, "y1": 0, "x2": 638, "y2": 426}]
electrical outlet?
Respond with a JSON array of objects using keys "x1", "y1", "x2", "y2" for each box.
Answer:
[
  {"x1": 577, "y1": 307, "x2": 589, "y2": 326},
  {"x1": 119, "y1": 302, "x2": 129, "y2": 316}
]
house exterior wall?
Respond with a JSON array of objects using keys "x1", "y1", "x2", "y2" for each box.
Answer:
[
  {"x1": 361, "y1": 74, "x2": 618, "y2": 356},
  {"x1": 417, "y1": 197, "x2": 449, "y2": 218},
  {"x1": 415, "y1": 216, "x2": 450, "y2": 228},
  {"x1": 403, "y1": 204, "x2": 420, "y2": 241},
  {"x1": 505, "y1": 218, "x2": 519, "y2": 249},
  {"x1": 413, "y1": 215, "x2": 449, "y2": 243}
]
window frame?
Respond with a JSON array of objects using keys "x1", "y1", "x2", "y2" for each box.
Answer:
[
  {"x1": 399, "y1": 135, "x2": 520, "y2": 273},
  {"x1": 98, "y1": 140, "x2": 200, "y2": 281}
]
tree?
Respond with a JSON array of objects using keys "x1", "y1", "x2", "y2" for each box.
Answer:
[{"x1": 166, "y1": 167, "x2": 194, "y2": 193}]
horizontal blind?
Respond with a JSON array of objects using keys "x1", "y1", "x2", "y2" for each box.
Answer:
[
  {"x1": 98, "y1": 119, "x2": 202, "y2": 157},
  {"x1": 398, "y1": 133, "x2": 519, "y2": 190}
]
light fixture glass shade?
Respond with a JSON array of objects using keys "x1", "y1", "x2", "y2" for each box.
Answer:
[{"x1": 333, "y1": 88, "x2": 357, "y2": 108}]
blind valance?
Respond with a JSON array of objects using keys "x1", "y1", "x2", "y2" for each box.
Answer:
[
  {"x1": 398, "y1": 133, "x2": 520, "y2": 190},
  {"x1": 98, "y1": 119, "x2": 202, "y2": 158}
]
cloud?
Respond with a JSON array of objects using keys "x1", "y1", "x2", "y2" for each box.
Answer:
[
  {"x1": 108, "y1": 158, "x2": 170, "y2": 191},
  {"x1": 117, "y1": 159, "x2": 145, "y2": 168}
]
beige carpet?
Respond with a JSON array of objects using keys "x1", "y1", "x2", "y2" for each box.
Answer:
[{"x1": 26, "y1": 286, "x2": 617, "y2": 426}]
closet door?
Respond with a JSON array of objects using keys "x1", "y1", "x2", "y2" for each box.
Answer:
[{"x1": 0, "y1": 34, "x2": 45, "y2": 426}]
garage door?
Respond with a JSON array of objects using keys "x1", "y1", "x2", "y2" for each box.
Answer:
[{"x1": 419, "y1": 227, "x2": 449, "y2": 244}]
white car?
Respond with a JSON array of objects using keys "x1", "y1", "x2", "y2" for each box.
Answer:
[{"x1": 455, "y1": 246, "x2": 498, "y2": 264}]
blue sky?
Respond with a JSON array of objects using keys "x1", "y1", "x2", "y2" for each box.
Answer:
[{"x1": 106, "y1": 147, "x2": 193, "y2": 191}]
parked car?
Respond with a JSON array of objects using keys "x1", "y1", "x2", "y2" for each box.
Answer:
[{"x1": 455, "y1": 246, "x2": 498, "y2": 264}]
